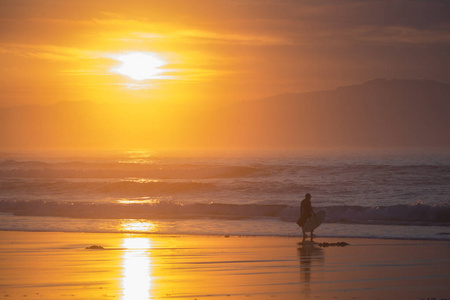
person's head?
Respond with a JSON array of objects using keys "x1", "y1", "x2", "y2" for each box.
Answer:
[{"x1": 305, "y1": 193, "x2": 311, "y2": 200}]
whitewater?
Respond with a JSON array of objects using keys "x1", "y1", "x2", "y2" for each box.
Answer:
[{"x1": 0, "y1": 150, "x2": 449, "y2": 240}]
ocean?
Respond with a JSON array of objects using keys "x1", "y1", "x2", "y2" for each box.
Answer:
[{"x1": 0, "y1": 149, "x2": 449, "y2": 240}]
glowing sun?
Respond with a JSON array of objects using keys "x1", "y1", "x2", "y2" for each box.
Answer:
[{"x1": 111, "y1": 52, "x2": 167, "y2": 81}]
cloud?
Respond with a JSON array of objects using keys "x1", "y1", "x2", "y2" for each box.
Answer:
[
  {"x1": 1, "y1": 0, "x2": 449, "y2": 106},
  {"x1": 350, "y1": 25, "x2": 450, "y2": 45},
  {"x1": 0, "y1": 44, "x2": 102, "y2": 61},
  {"x1": 27, "y1": 17, "x2": 94, "y2": 26},
  {"x1": 171, "y1": 29, "x2": 291, "y2": 46}
]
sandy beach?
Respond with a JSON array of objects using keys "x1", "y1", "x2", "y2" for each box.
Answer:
[{"x1": 0, "y1": 231, "x2": 448, "y2": 300}]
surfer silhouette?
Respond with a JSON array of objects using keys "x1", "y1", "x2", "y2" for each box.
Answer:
[{"x1": 297, "y1": 193, "x2": 316, "y2": 240}]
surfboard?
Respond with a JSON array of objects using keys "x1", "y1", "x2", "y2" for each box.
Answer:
[{"x1": 302, "y1": 210, "x2": 326, "y2": 232}]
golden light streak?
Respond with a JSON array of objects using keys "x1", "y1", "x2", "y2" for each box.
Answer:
[
  {"x1": 116, "y1": 197, "x2": 160, "y2": 205},
  {"x1": 120, "y1": 220, "x2": 158, "y2": 233}
]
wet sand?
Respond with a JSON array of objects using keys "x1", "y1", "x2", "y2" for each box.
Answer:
[{"x1": 0, "y1": 231, "x2": 449, "y2": 300}]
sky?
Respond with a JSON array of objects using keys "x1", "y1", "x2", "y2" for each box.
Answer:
[{"x1": 1, "y1": 0, "x2": 449, "y2": 108}]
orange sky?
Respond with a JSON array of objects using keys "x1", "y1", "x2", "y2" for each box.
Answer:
[{"x1": 1, "y1": 0, "x2": 449, "y2": 108}]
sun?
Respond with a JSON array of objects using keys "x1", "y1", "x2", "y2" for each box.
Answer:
[{"x1": 111, "y1": 52, "x2": 167, "y2": 81}]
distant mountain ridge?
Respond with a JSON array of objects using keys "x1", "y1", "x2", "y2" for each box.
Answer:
[
  {"x1": 199, "y1": 78, "x2": 450, "y2": 149},
  {"x1": 0, "y1": 79, "x2": 449, "y2": 150}
]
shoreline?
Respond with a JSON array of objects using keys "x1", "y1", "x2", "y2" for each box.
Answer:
[
  {"x1": 0, "y1": 223, "x2": 450, "y2": 243},
  {"x1": 1, "y1": 231, "x2": 449, "y2": 300},
  {"x1": 1, "y1": 228, "x2": 450, "y2": 242},
  {"x1": 1, "y1": 213, "x2": 449, "y2": 241}
]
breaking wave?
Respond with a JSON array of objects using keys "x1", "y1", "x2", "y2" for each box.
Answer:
[
  {"x1": 0, "y1": 179, "x2": 217, "y2": 200},
  {"x1": 1, "y1": 200, "x2": 448, "y2": 226},
  {"x1": 0, "y1": 159, "x2": 261, "y2": 179}
]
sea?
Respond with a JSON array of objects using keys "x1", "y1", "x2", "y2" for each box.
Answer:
[{"x1": 0, "y1": 149, "x2": 449, "y2": 240}]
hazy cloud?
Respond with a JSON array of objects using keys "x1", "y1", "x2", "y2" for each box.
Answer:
[
  {"x1": 0, "y1": 0, "x2": 449, "y2": 106},
  {"x1": 0, "y1": 44, "x2": 102, "y2": 61}
]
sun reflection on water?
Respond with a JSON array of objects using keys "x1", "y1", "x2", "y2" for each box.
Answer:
[
  {"x1": 120, "y1": 220, "x2": 158, "y2": 233},
  {"x1": 118, "y1": 150, "x2": 159, "y2": 164},
  {"x1": 116, "y1": 197, "x2": 161, "y2": 205},
  {"x1": 122, "y1": 238, "x2": 152, "y2": 300}
]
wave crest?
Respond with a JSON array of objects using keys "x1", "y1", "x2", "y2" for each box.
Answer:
[{"x1": 1, "y1": 200, "x2": 448, "y2": 226}]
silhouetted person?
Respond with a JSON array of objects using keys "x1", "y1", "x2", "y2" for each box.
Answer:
[{"x1": 297, "y1": 193, "x2": 316, "y2": 240}]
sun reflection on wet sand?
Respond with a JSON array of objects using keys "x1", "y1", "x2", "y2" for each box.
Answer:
[{"x1": 122, "y1": 238, "x2": 152, "y2": 300}]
